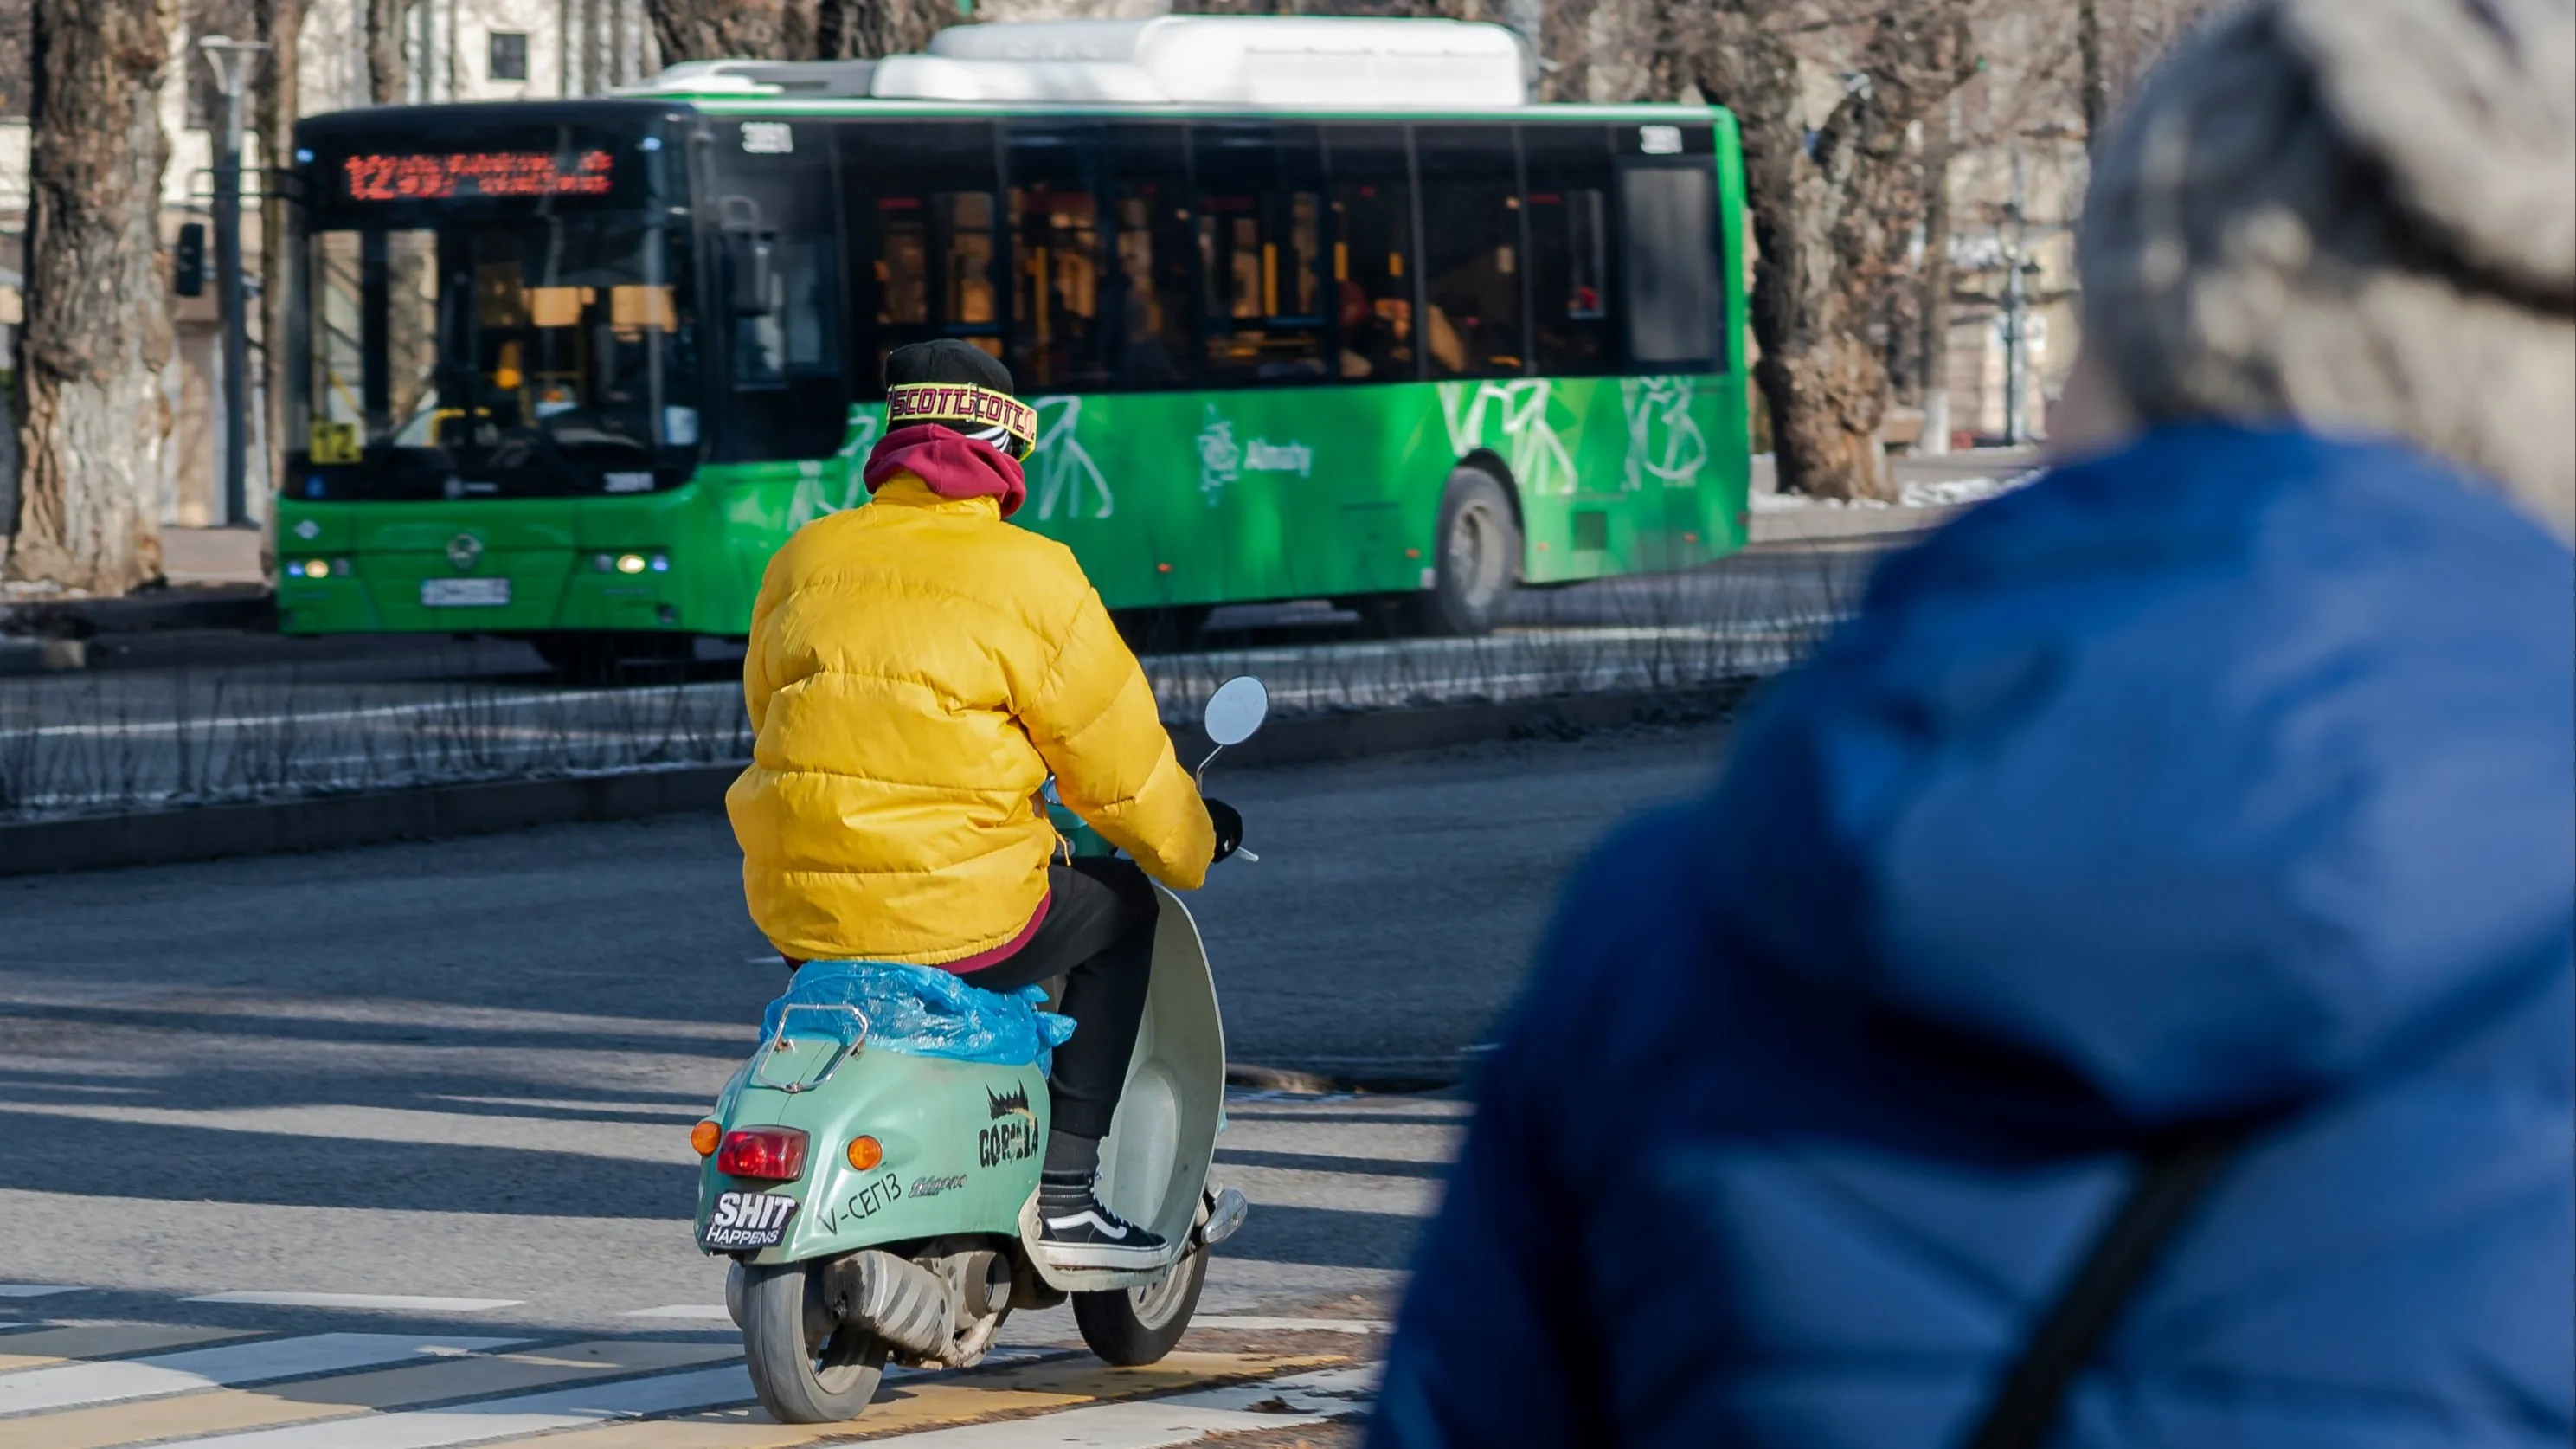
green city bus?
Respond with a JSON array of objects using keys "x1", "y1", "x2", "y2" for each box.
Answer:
[{"x1": 276, "y1": 18, "x2": 1751, "y2": 671}]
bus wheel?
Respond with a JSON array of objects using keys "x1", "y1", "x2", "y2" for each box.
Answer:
[
  {"x1": 1411, "y1": 467, "x2": 1520, "y2": 636},
  {"x1": 533, "y1": 632, "x2": 616, "y2": 683},
  {"x1": 532, "y1": 631, "x2": 689, "y2": 684},
  {"x1": 1112, "y1": 606, "x2": 1210, "y2": 655}
]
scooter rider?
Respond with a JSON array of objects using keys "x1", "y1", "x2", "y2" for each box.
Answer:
[{"x1": 728, "y1": 339, "x2": 1244, "y2": 1269}]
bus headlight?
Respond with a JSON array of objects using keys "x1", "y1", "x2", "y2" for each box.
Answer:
[
  {"x1": 293, "y1": 557, "x2": 351, "y2": 580},
  {"x1": 595, "y1": 551, "x2": 670, "y2": 575}
]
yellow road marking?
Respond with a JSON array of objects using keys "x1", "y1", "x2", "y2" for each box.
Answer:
[
  {"x1": 0, "y1": 1339, "x2": 742, "y2": 1449},
  {"x1": 522, "y1": 1351, "x2": 1344, "y2": 1447},
  {"x1": 0, "y1": 1324, "x2": 251, "y2": 1374}
]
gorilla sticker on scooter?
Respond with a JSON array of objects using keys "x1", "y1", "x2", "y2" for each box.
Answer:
[{"x1": 692, "y1": 678, "x2": 1269, "y2": 1424}]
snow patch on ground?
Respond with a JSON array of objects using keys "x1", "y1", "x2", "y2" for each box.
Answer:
[
  {"x1": 1899, "y1": 469, "x2": 2046, "y2": 507},
  {"x1": 1751, "y1": 467, "x2": 2045, "y2": 512}
]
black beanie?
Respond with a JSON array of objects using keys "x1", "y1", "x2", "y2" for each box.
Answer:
[{"x1": 883, "y1": 340, "x2": 1037, "y2": 459}]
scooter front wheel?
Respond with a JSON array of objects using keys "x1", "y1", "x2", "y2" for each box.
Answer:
[
  {"x1": 1073, "y1": 1246, "x2": 1208, "y2": 1367},
  {"x1": 739, "y1": 1260, "x2": 888, "y2": 1423}
]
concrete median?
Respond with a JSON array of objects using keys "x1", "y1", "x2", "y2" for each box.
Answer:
[{"x1": 0, "y1": 682, "x2": 1747, "y2": 878}]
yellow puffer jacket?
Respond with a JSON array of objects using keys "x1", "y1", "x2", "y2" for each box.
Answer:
[{"x1": 726, "y1": 473, "x2": 1214, "y2": 964}]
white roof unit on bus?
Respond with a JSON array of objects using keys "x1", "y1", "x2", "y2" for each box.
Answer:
[{"x1": 634, "y1": 17, "x2": 1531, "y2": 109}]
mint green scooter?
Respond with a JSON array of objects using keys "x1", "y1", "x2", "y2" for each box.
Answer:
[{"x1": 693, "y1": 678, "x2": 1268, "y2": 1424}]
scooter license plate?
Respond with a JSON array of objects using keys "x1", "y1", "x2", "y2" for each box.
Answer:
[{"x1": 702, "y1": 1191, "x2": 799, "y2": 1251}]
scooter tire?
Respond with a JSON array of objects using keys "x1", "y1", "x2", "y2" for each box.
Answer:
[
  {"x1": 1072, "y1": 1246, "x2": 1208, "y2": 1367},
  {"x1": 739, "y1": 1260, "x2": 888, "y2": 1423}
]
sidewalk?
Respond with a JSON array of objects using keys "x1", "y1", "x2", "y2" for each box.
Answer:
[
  {"x1": 161, "y1": 525, "x2": 267, "y2": 586},
  {"x1": 1746, "y1": 447, "x2": 2043, "y2": 547}
]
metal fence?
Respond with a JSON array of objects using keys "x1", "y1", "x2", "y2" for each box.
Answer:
[{"x1": 0, "y1": 550, "x2": 1869, "y2": 822}]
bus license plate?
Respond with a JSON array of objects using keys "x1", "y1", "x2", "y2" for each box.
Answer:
[{"x1": 421, "y1": 577, "x2": 511, "y2": 608}]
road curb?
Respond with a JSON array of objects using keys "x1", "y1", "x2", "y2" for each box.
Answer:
[
  {"x1": 0, "y1": 681, "x2": 1752, "y2": 878},
  {"x1": 0, "y1": 583, "x2": 274, "y2": 641},
  {"x1": 1224, "y1": 1063, "x2": 1462, "y2": 1096}
]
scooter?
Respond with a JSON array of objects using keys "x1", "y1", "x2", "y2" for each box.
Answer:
[{"x1": 691, "y1": 677, "x2": 1270, "y2": 1424}]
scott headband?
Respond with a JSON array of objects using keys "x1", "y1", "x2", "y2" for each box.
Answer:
[{"x1": 886, "y1": 382, "x2": 1038, "y2": 460}]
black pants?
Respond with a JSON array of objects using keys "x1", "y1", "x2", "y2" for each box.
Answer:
[{"x1": 958, "y1": 857, "x2": 1158, "y2": 1142}]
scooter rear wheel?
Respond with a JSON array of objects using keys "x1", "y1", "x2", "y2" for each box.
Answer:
[
  {"x1": 740, "y1": 1260, "x2": 888, "y2": 1423},
  {"x1": 1073, "y1": 1246, "x2": 1208, "y2": 1367}
]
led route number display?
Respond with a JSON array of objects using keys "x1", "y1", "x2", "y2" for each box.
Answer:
[{"x1": 344, "y1": 149, "x2": 614, "y2": 202}]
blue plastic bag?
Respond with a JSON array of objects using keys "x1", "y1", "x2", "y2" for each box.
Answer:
[{"x1": 762, "y1": 961, "x2": 1076, "y2": 1074}]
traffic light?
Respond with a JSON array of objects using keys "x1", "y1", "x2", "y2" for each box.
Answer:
[{"x1": 174, "y1": 222, "x2": 206, "y2": 297}]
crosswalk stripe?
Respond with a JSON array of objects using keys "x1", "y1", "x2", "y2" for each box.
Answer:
[
  {"x1": 880, "y1": 1363, "x2": 1379, "y2": 1446},
  {"x1": 183, "y1": 1294, "x2": 524, "y2": 1313},
  {"x1": 0, "y1": 1338, "x2": 743, "y2": 1449},
  {"x1": 617, "y1": 1307, "x2": 731, "y2": 1322},
  {"x1": 518, "y1": 1352, "x2": 1346, "y2": 1449},
  {"x1": 0, "y1": 1333, "x2": 520, "y2": 1416},
  {"x1": 0, "y1": 1324, "x2": 253, "y2": 1374},
  {"x1": 145, "y1": 1362, "x2": 755, "y2": 1448}
]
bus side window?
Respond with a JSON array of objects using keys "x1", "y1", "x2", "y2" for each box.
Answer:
[
  {"x1": 1107, "y1": 122, "x2": 1196, "y2": 392},
  {"x1": 1193, "y1": 122, "x2": 1327, "y2": 387},
  {"x1": 710, "y1": 119, "x2": 845, "y2": 463},
  {"x1": 845, "y1": 119, "x2": 1004, "y2": 396},
  {"x1": 1321, "y1": 126, "x2": 1415, "y2": 383},
  {"x1": 1416, "y1": 124, "x2": 1526, "y2": 379},
  {"x1": 1523, "y1": 124, "x2": 1617, "y2": 377},
  {"x1": 1006, "y1": 124, "x2": 1109, "y2": 393},
  {"x1": 1619, "y1": 161, "x2": 1722, "y2": 370}
]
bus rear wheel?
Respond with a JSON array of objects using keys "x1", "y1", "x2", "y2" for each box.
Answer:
[
  {"x1": 532, "y1": 631, "x2": 691, "y2": 684},
  {"x1": 1410, "y1": 467, "x2": 1520, "y2": 636},
  {"x1": 1112, "y1": 606, "x2": 1211, "y2": 655}
]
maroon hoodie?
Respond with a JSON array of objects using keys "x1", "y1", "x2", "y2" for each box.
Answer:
[{"x1": 862, "y1": 423, "x2": 1028, "y2": 518}]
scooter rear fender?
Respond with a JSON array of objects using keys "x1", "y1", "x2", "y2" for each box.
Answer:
[{"x1": 697, "y1": 1048, "x2": 1050, "y2": 1268}]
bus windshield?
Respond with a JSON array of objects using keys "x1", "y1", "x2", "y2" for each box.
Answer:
[{"x1": 299, "y1": 214, "x2": 698, "y2": 499}]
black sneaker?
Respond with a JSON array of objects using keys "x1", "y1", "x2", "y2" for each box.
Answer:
[{"x1": 1037, "y1": 1180, "x2": 1168, "y2": 1270}]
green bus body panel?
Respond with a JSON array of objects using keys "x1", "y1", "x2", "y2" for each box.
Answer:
[
  {"x1": 275, "y1": 374, "x2": 1748, "y2": 636},
  {"x1": 699, "y1": 1046, "x2": 1051, "y2": 1266}
]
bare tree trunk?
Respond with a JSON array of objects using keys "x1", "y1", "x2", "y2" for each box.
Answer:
[
  {"x1": 646, "y1": 0, "x2": 824, "y2": 63},
  {"x1": 1917, "y1": 93, "x2": 1955, "y2": 454},
  {"x1": 1688, "y1": 4, "x2": 1973, "y2": 500},
  {"x1": 255, "y1": 0, "x2": 300, "y2": 549},
  {"x1": 2078, "y1": 0, "x2": 2106, "y2": 151},
  {"x1": 835, "y1": 0, "x2": 955, "y2": 60},
  {"x1": 6, "y1": 0, "x2": 177, "y2": 592},
  {"x1": 364, "y1": 0, "x2": 404, "y2": 104}
]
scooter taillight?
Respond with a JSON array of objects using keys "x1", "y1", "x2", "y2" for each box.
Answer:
[{"x1": 716, "y1": 1126, "x2": 808, "y2": 1182}]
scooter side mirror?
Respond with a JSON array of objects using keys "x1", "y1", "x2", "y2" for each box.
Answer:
[{"x1": 1202, "y1": 676, "x2": 1269, "y2": 748}]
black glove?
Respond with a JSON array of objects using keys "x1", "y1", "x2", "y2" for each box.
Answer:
[{"x1": 1205, "y1": 798, "x2": 1244, "y2": 863}]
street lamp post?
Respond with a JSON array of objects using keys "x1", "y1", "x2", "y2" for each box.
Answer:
[{"x1": 198, "y1": 35, "x2": 268, "y2": 531}]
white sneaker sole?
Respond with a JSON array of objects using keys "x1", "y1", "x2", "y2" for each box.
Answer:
[{"x1": 1036, "y1": 1238, "x2": 1172, "y2": 1272}]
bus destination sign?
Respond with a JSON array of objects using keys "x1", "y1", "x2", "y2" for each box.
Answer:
[{"x1": 344, "y1": 149, "x2": 614, "y2": 202}]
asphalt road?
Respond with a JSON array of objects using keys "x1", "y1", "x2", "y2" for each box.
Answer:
[{"x1": 0, "y1": 720, "x2": 1725, "y2": 1341}]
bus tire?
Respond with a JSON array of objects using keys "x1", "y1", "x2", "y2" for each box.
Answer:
[
  {"x1": 1410, "y1": 467, "x2": 1520, "y2": 637},
  {"x1": 1112, "y1": 606, "x2": 1210, "y2": 655},
  {"x1": 533, "y1": 630, "x2": 690, "y2": 684}
]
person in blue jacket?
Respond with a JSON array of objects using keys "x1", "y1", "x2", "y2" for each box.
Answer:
[{"x1": 1372, "y1": 1, "x2": 2574, "y2": 1445}]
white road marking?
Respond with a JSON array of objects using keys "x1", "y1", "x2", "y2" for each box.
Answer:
[
  {"x1": 879, "y1": 1364, "x2": 1379, "y2": 1446},
  {"x1": 1191, "y1": 1316, "x2": 1391, "y2": 1334},
  {"x1": 0, "y1": 1333, "x2": 520, "y2": 1414},
  {"x1": 183, "y1": 1294, "x2": 524, "y2": 1312},
  {"x1": 616, "y1": 1305, "x2": 731, "y2": 1321},
  {"x1": 0, "y1": 1285, "x2": 87, "y2": 1298},
  {"x1": 147, "y1": 1362, "x2": 753, "y2": 1448}
]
